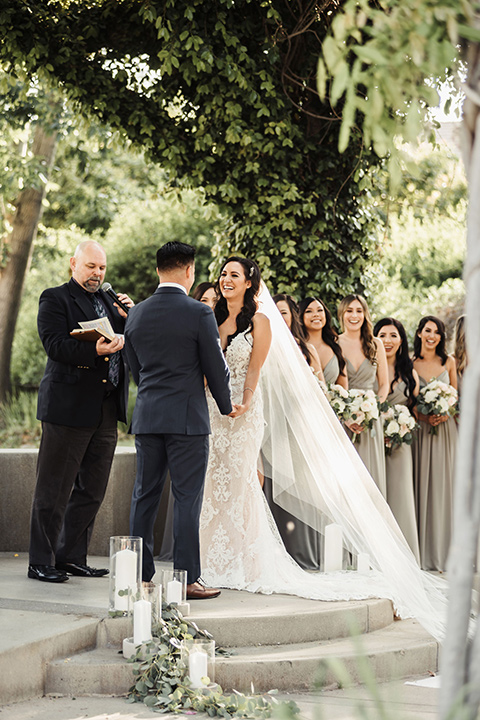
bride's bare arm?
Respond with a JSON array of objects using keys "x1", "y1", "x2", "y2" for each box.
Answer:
[{"x1": 228, "y1": 313, "x2": 272, "y2": 418}]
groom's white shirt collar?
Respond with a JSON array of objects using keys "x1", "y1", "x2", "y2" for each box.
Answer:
[{"x1": 158, "y1": 282, "x2": 187, "y2": 294}]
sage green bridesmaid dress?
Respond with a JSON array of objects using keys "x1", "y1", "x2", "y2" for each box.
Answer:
[
  {"x1": 385, "y1": 382, "x2": 420, "y2": 563},
  {"x1": 346, "y1": 358, "x2": 387, "y2": 497},
  {"x1": 323, "y1": 355, "x2": 340, "y2": 385},
  {"x1": 413, "y1": 371, "x2": 456, "y2": 571}
]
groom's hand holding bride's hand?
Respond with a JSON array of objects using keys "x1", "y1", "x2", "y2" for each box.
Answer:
[{"x1": 228, "y1": 403, "x2": 249, "y2": 418}]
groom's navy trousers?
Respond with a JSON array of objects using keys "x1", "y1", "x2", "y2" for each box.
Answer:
[{"x1": 124, "y1": 286, "x2": 232, "y2": 583}]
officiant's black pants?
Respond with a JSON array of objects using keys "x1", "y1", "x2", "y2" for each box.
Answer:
[{"x1": 29, "y1": 395, "x2": 117, "y2": 566}]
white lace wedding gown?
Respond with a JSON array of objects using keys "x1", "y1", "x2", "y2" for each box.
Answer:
[{"x1": 199, "y1": 290, "x2": 451, "y2": 642}]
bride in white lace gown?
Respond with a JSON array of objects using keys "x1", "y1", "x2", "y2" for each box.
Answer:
[{"x1": 200, "y1": 258, "x2": 450, "y2": 641}]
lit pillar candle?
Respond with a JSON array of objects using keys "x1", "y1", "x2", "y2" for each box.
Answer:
[
  {"x1": 166, "y1": 579, "x2": 183, "y2": 604},
  {"x1": 189, "y1": 651, "x2": 208, "y2": 688},
  {"x1": 114, "y1": 548, "x2": 137, "y2": 611},
  {"x1": 357, "y1": 552, "x2": 370, "y2": 573},
  {"x1": 133, "y1": 599, "x2": 152, "y2": 646},
  {"x1": 324, "y1": 523, "x2": 343, "y2": 572}
]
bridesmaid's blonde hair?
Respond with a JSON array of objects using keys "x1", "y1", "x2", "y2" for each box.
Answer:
[{"x1": 338, "y1": 294, "x2": 377, "y2": 366}]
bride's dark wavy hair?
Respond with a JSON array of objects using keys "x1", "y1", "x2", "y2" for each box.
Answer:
[
  {"x1": 373, "y1": 317, "x2": 417, "y2": 408},
  {"x1": 298, "y1": 296, "x2": 346, "y2": 375},
  {"x1": 214, "y1": 256, "x2": 261, "y2": 346},
  {"x1": 413, "y1": 315, "x2": 448, "y2": 364}
]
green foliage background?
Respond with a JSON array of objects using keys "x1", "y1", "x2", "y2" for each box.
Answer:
[{"x1": 0, "y1": 0, "x2": 382, "y2": 305}]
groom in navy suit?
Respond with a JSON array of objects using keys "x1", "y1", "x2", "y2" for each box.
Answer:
[{"x1": 124, "y1": 242, "x2": 232, "y2": 599}]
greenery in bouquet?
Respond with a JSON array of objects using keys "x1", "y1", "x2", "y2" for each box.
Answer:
[
  {"x1": 325, "y1": 385, "x2": 380, "y2": 442},
  {"x1": 324, "y1": 383, "x2": 351, "y2": 421},
  {"x1": 345, "y1": 388, "x2": 380, "y2": 442},
  {"x1": 416, "y1": 379, "x2": 458, "y2": 436},
  {"x1": 380, "y1": 403, "x2": 418, "y2": 455}
]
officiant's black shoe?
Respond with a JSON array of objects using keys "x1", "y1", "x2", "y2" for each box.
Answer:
[
  {"x1": 56, "y1": 562, "x2": 109, "y2": 577},
  {"x1": 186, "y1": 581, "x2": 221, "y2": 600},
  {"x1": 28, "y1": 564, "x2": 69, "y2": 583}
]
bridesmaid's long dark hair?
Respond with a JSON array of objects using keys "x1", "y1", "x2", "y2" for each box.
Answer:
[
  {"x1": 374, "y1": 317, "x2": 417, "y2": 408},
  {"x1": 214, "y1": 257, "x2": 261, "y2": 347},
  {"x1": 273, "y1": 293, "x2": 313, "y2": 366},
  {"x1": 413, "y1": 316, "x2": 448, "y2": 364},
  {"x1": 299, "y1": 296, "x2": 346, "y2": 375}
]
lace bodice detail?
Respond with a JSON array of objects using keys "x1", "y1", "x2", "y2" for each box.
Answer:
[{"x1": 225, "y1": 332, "x2": 254, "y2": 400}]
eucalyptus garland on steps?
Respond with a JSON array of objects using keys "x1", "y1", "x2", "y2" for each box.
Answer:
[{"x1": 127, "y1": 603, "x2": 299, "y2": 717}]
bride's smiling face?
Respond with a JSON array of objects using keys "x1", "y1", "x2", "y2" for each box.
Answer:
[{"x1": 219, "y1": 261, "x2": 251, "y2": 301}]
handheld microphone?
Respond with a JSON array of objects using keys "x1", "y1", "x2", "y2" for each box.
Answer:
[{"x1": 101, "y1": 282, "x2": 130, "y2": 314}]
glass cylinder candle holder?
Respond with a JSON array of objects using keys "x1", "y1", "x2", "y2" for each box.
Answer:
[
  {"x1": 163, "y1": 569, "x2": 187, "y2": 605},
  {"x1": 180, "y1": 638, "x2": 215, "y2": 688},
  {"x1": 109, "y1": 536, "x2": 142, "y2": 616},
  {"x1": 142, "y1": 582, "x2": 162, "y2": 625}
]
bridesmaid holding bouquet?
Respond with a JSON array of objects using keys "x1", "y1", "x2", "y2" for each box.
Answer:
[
  {"x1": 298, "y1": 297, "x2": 348, "y2": 388},
  {"x1": 412, "y1": 316, "x2": 457, "y2": 571},
  {"x1": 374, "y1": 317, "x2": 420, "y2": 562},
  {"x1": 338, "y1": 295, "x2": 388, "y2": 497}
]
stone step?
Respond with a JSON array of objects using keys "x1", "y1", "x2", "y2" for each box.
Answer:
[
  {"x1": 45, "y1": 618, "x2": 438, "y2": 695},
  {"x1": 97, "y1": 593, "x2": 394, "y2": 648}
]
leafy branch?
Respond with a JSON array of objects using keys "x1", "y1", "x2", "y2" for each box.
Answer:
[{"x1": 127, "y1": 602, "x2": 298, "y2": 717}]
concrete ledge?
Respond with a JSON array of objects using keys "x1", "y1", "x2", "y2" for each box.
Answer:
[{"x1": 0, "y1": 447, "x2": 167, "y2": 556}]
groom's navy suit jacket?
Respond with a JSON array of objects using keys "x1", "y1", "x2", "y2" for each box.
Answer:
[
  {"x1": 124, "y1": 285, "x2": 232, "y2": 582},
  {"x1": 124, "y1": 286, "x2": 232, "y2": 432}
]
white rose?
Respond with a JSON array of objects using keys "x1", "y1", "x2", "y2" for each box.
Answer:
[
  {"x1": 397, "y1": 412, "x2": 410, "y2": 425},
  {"x1": 438, "y1": 398, "x2": 449, "y2": 413},
  {"x1": 424, "y1": 390, "x2": 437, "y2": 403},
  {"x1": 386, "y1": 420, "x2": 400, "y2": 435},
  {"x1": 360, "y1": 400, "x2": 374, "y2": 413}
]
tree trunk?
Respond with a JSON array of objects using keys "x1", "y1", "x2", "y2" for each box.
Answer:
[
  {"x1": 439, "y1": 36, "x2": 480, "y2": 720},
  {"x1": 0, "y1": 124, "x2": 58, "y2": 404}
]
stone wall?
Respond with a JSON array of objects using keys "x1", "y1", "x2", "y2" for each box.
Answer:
[{"x1": 0, "y1": 447, "x2": 169, "y2": 556}]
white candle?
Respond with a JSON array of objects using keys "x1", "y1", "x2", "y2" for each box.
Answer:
[
  {"x1": 133, "y1": 599, "x2": 152, "y2": 645},
  {"x1": 114, "y1": 548, "x2": 137, "y2": 610},
  {"x1": 166, "y1": 579, "x2": 183, "y2": 604},
  {"x1": 324, "y1": 523, "x2": 343, "y2": 572},
  {"x1": 189, "y1": 651, "x2": 208, "y2": 687},
  {"x1": 357, "y1": 552, "x2": 370, "y2": 573}
]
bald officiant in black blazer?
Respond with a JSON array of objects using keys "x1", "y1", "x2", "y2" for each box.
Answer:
[
  {"x1": 29, "y1": 240, "x2": 133, "y2": 584},
  {"x1": 124, "y1": 241, "x2": 232, "y2": 600}
]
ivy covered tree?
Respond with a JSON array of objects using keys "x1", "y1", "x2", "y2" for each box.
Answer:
[{"x1": 0, "y1": 0, "x2": 382, "y2": 305}]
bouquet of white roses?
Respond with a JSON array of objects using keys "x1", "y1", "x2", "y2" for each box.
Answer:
[
  {"x1": 381, "y1": 403, "x2": 418, "y2": 455},
  {"x1": 416, "y1": 379, "x2": 458, "y2": 435},
  {"x1": 324, "y1": 383, "x2": 351, "y2": 421},
  {"x1": 346, "y1": 388, "x2": 380, "y2": 441}
]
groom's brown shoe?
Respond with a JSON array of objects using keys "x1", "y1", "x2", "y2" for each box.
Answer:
[{"x1": 186, "y1": 581, "x2": 221, "y2": 600}]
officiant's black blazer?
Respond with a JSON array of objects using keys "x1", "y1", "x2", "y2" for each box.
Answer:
[
  {"x1": 36, "y1": 278, "x2": 128, "y2": 427},
  {"x1": 124, "y1": 286, "x2": 232, "y2": 434}
]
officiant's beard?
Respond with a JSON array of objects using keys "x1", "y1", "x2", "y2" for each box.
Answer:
[{"x1": 84, "y1": 277, "x2": 102, "y2": 292}]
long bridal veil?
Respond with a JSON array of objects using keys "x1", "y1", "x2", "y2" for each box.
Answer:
[{"x1": 258, "y1": 283, "x2": 452, "y2": 642}]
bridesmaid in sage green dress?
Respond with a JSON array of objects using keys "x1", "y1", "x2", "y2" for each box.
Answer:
[
  {"x1": 412, "y1": 316, "x2": 457, "y2": 572},
  {"x1": 338, "y1": 295, "x2": 388, "y2": 497},
  {"x1": 374, "y1": 317, "x2": 420, "y2": 563},
  {"x1": 299, "y1": 297, "x2": 348, "y2": 389}
]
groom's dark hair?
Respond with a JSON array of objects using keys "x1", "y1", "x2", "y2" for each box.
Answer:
[{"x1": 156, "y1": 242, "x2": 195, "y2": 272}]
